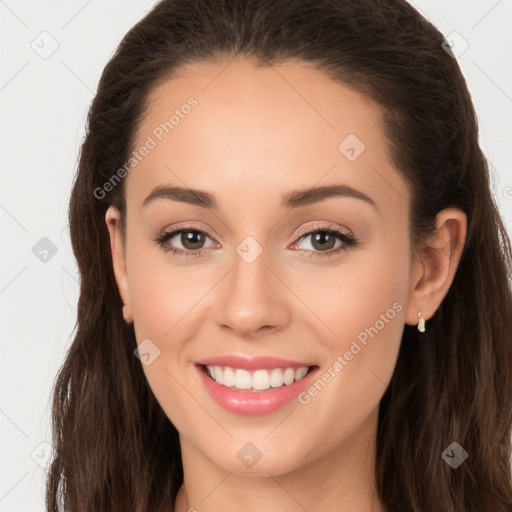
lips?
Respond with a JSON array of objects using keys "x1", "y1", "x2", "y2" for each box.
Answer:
[{"x1": 195, "y1": 355, "x2": 319, "y2": 415}]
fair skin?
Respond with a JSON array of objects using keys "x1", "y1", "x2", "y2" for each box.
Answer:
[{"x1": 105, "y1": 58, "x2": 466, "y2": 512}]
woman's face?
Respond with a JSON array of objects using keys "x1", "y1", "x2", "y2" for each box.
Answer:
[{"x1": 107, "y1": 58, "x2": 420, "y2": 475}]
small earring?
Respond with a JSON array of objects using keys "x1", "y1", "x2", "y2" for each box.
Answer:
[
  {"x1": 417, "y1": 312, "x2": 426, "y2": 333},
  {"x1": 122, "y1": 301, "x2": 127, "y2": 306}
]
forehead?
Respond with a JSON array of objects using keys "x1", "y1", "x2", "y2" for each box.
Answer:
[{"x1": 126, "y1": 58, "x2": 408, "y2": 216}]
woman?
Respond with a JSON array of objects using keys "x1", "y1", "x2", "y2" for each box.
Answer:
[{"x1": 46, "y1": 0, "x2": 512, "y2": 510}]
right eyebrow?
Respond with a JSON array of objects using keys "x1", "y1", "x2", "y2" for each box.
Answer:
[{"x1": 142, "y1": 186, "x2": 218, "y2": 209}]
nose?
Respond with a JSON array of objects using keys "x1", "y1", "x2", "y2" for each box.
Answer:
[{"x1": 214, "y1": 241, "x2": 290, "y2": 339}]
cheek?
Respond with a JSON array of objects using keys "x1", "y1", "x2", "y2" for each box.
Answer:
[
  {"x1": 125, "y1": 241, "x2": 221, "y2": 428},
  {"x1": 292, "y1": 236, "x2": 409, "y2": 416},
  {"x1": 126, "y1": 237, "x2": 212, "y2": 341},
  {"x1": 291, "y1": 234, "x2": 409, "y2": 351},
  {"x1": 125, "y1": 250, "x2": 202, "y2": 434}
]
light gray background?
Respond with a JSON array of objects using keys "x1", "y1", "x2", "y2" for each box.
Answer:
[{"x1": 1, "y1": 1, "x2": 511, "y2": 510}]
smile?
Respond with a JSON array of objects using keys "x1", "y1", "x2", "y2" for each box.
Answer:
[
  {"x1": 195, "y1": 355, "x2": 319, "y2": 415},
  {"x1": 204, "y1": 365, "x2": 310, "y2": 391}
]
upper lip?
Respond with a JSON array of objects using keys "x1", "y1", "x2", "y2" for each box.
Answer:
[{"x1": 195, "y1": 355, "x2": 315, "y2": 370}]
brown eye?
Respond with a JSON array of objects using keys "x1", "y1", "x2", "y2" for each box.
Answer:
[
  {"x1": 291, "y1": 225, "x2": 358, "y2": 259},
  {"x1": 154, "y1": 227, "x2": 216, "y2": 257},
  {"x1": 179, "y1": 230, "x2": 206, "y2": 250},
  {"x1": 308, "y1": 231, "x2": 337, "y2": 251}
]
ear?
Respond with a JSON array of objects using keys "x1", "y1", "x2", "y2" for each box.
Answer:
[
  {"x1": 105, "y1": 206, "x2": 133, "y2": 324},
  {"x1": 404, "y1": 208, "x2": 467, "y2": 328}
]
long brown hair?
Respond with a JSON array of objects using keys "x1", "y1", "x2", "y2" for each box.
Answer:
[{"x1": 46, "y1": 0, "x2": 512, "y2": 510}]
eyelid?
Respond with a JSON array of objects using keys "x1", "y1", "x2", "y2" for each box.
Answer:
[
  {"x1": 293, "y1": 221, "x2": 353, "y2": 240},
  {"x1": 158, "y1": 222, "x2": 219, "y2": 243},
  {"x1": 154, "y1": 221, "x2": 357, "y2": 258}
]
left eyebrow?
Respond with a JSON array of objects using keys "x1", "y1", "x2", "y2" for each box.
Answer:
[
  {"x1": 281, "y1": 184, "x2": 378, "y2": 211},
  {"x1": 142, "y1": 184, "x2": 378, "y2": 211}
]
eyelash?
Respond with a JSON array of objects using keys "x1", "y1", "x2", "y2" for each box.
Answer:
[{"x1": 152, "y1": 222, "x2": 358, "y2": 259}]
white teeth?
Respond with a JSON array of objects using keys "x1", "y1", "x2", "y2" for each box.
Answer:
[
  {"x1": 295, "y1": 367, "x2": 308, "y2": 380},
  {"x1": 214, "y1": 366, "x2": 223, "y2": 385},
  {"x1": 283, "y1": 368, "x2": 295, "y2": 385},
  {"x1": 223, "y1": 367, "x2": 235, "y2": 387},
  {"x1": 234, "y1": 369, "x2": 252, "y2": 389},
  {"x1": 270, "y1": 368, "x2": 284, "y2": 388},
  {"x1": 205, "y1": 365, "x2": 310, "y2": 391},
  {"x1": 252, "y1": 370, "x2": 271, "y2": 391}
]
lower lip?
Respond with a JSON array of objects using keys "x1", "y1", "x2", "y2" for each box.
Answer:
[{"x1": 197, "y1": 365, "x2": 318, "y2": 415}]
